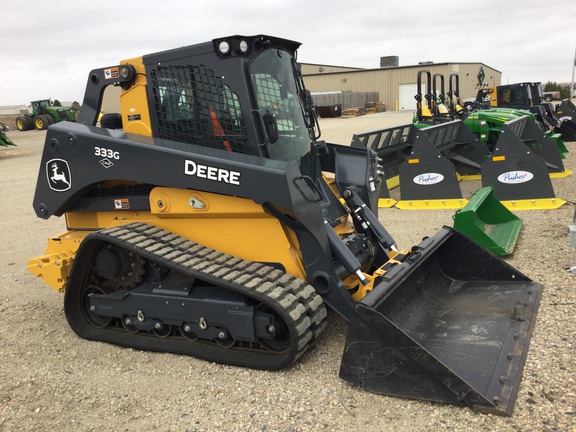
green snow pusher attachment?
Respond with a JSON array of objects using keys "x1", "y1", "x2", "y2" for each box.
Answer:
[
  {"x1": 339, "y1": 226, "x2": 542, "y2": 416},
  {"x1": 463, "y1": 110, "x2": 569, "y2": 172},
  {"x1": 453, "y1": 186, "x2": 523, "y2": 256}
]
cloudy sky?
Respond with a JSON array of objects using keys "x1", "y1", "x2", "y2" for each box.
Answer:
[{"x1": 2, "y1": 1, "x2": 575, "y2": 106}]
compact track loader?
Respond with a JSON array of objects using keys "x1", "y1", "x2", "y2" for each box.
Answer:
[{"x1": 28, "y1": 35, "x2": 542, "y2": 415}]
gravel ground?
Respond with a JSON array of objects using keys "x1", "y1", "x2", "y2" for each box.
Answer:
[{"x1": 0, "y1": 112, "x2": 575, "y2": 432}]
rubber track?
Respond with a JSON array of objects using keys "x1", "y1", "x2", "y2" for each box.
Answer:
[{"x1": 66, "y1": 222, "x2": 327, "y2": 370}]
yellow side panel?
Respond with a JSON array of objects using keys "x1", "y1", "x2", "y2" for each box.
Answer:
[
  {"x1": 119, "y1": 56, "x2": 152, "y2": 137},
  {"x1": 148, "y1": 188, "x2": 307, "y2": 280},
  {"x1": 65, "y1": 210, "x2": 150, "y2": 231},
  {"x1": 36, "y1": 188, "x2": 308, "y2": 292}
]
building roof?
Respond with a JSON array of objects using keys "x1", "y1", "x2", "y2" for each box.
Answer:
[{"x1": 301, "y1": 61, "x2": 501, "y2": 76}]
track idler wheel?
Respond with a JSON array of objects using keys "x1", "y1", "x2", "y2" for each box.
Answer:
[
  {"x1": 81, "y1": 284, "x2": 112, "y2": 329},
  {"x1": 257, "y1": 303, "x2": 290, "y2": 353},
  {"x1": 214, "y1": 331, "x2": 235, "y2": 349},
  {"x1": 121, "y1": 317, "x2": 140, "y2": 334},
  {"x1": 152, "y1": 324, "x2": 172, "y2": 338},
  {"x1": 179, "y1": 325, "x2": 200, "y2": 341}
]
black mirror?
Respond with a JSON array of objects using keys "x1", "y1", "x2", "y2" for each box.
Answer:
[{"x1": 263, "y1": 112, "x2": 279, "y2": 143}]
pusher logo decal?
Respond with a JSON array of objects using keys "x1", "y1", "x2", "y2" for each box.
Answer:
[
  {"x1": 413, "y1": 173, "x2": 444, "y2": 185},
  {"x1": 497, "y1": 171, "x2": 533, "y2": 184},
  {"x1": 46, "y1": 159, "x2": 71, "y2": 192}
]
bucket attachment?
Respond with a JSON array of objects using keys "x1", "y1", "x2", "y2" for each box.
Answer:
[
  {"x1": 339, "y1": 227, "x2": 542, "y2": 416},
  {"x1": 481, "y1": 120, "x2": 566, "y2": 210},
  {"x1": 453, "y1": 186, "x2": 523, "y2": 256}
]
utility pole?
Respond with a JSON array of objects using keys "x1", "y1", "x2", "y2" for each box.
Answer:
[{"x1": 572, "y1": 48, "x2": 576, "y2": 99}]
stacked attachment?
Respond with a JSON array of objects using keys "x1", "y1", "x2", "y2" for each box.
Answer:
[
  {"x1": 352, "y1": 120, "x2": 489, "y2": 209},
  {"x1": 353, "y1": 115, "x2": 568, "y2": 210},
  {"x1": 503, "y1": 115, "x2": 570, "y2": 178},
  {"x1": 481, "y1": 119, "x2": 566, "y2": 210}
]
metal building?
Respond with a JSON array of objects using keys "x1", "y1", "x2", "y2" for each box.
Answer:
[{"x1": 300, "y1": 62, "x2": 502, "y2": 112}]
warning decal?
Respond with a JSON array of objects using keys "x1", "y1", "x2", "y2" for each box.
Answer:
[
  {"x1": 104, "y1": 67, "x2": 120, "y2": 80},
  {"x1": 114, "y1": 199, "x2": 130, "y2": 210}
]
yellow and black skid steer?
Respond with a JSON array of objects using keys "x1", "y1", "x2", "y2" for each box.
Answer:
[{"x1": 28, "y1": 35, "x2": 541, "y2": 416}]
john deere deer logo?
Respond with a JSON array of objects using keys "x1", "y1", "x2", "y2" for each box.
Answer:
[{"x1": 46, "y1": 159, "x2": 71, "y2": 191}]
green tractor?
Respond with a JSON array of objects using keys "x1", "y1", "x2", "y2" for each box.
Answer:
[
  {"x1": 412, "y1": 72, "x2": 567, "y2": 156},
  {"x1": 464, "y1": 106, "x2": 568, "y2": 157},
  {"x1": 16, "y1": 99, "x2": 77, "y2": 131}
]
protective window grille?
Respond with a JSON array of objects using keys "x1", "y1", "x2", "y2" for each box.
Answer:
[
  {"x1": 252, "y1": 74, "x2": 292, "y2": 132},
  {"x1": 151, "y1": 64, "x2": 250, "y2": 153}
]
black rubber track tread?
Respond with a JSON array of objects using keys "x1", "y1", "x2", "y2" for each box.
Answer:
[{"x1": 64, "y1": 222, "x2": 328, "y2": 370}]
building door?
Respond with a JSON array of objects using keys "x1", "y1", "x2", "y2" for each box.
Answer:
[{"x1": 398, "y1": 84, "x2": 417, "y2": 110}]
